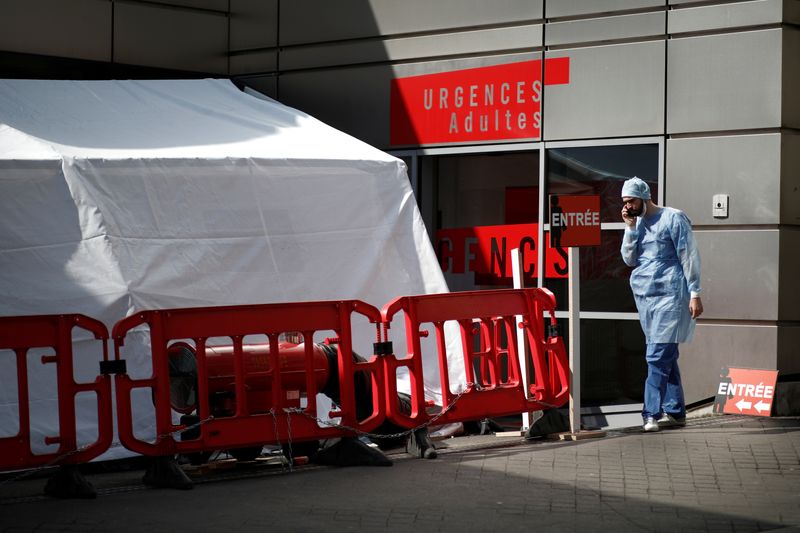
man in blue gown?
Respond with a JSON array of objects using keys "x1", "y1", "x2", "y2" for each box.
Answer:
[{"x1": 620, "y1": 177, "x2": 703, "y2": 432}]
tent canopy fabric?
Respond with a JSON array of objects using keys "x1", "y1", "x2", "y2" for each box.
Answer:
[
  {"x1": 0, "y1": 79, "x2": 388, "y2": 161},
  {"x1": 0, "y1": 79, "x2": 458, "y2": 458}
]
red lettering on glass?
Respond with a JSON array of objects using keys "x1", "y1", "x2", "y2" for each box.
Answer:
[
  {"x1": 390, "y1": 58, "x2": 570, "y2": 146},
  {"x1": 435, "y1": 224, "x2": 568, "y2": 283}
]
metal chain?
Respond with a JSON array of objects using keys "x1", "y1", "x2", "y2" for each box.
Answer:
[
  {"x1": 1, "y1": 385, "x2": 561, "y2": 487},
  {"x1": 524, "y1": 398, "x2": 563, "y2": 410},
  {"x1": 0, "y1": 415, "x2": 215, "y2": 489},
  {"x1": 283, "y1": 409, "x2": 293, "y2": 471},
  {"x1": 284, "y1": 382, "x2": 477, "y2": 441},
  {"x1": 0, "y1": 441, "x2": 117, "y2": 489},
  {"x1": 268, "y1": 408, "x2": 292, "y2": 472},
  {"x1": 168, "y1": 415, "x2": 215, "y2": 442},
  {"x1": 283, "y1": 383, "x2": 562, "y2": 440}
]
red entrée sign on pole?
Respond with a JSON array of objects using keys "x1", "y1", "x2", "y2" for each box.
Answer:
[{"x1": 550, "y1": 195, "x2": 601, "y2": 247}]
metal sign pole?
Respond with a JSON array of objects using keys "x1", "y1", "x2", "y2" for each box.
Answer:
[
  {"x1": 551, "y1": 194, "x2": 604, "y2": 441},
  {"x1": 568, "y1": 246, "x2": 581, "y2": 434}
]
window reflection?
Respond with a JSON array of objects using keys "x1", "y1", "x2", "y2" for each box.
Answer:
[
  {"x1": 544, "y1": 231, "x2": 636, "y2": 312},
  {"x1": 555, "y1": 318, "x2": 646, "y2": 405},
  {"x1": 546, "y1": 145, "x2": 658, "y2": 223},
  {"x1": 434, "y1": 151, "x2": 539, "y2": 291}
]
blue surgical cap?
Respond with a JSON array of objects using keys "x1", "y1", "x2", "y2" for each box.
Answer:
[{"x1": 621, "y1": 176, "x2": 651, "y2": 200}]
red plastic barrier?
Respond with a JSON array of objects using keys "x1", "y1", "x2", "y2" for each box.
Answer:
[
  {"x1": 111, "y1": 300, "x2": 385, "y2": 457},
  {"x1": 0, "y1": 315, "x2": 113, "y2": 471},
  {"x1": 380, "y1": 288, "x2": 569, "y2": 429},
  {"x1": 0, "y1": 289, "x2": 569, "y2": 471}
]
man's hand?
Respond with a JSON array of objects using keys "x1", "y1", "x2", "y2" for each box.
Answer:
[
  {"x1": 689, "y1": 297, "x2": 703, "y2": 319},
  {"x1": 621, "y1": 206, "x2": 636, "y2": 227}
]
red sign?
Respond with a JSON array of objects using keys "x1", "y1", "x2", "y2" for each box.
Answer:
[
  {"x1": 550, "y1": 195, "x2": 601, "y2": 247},
  {"x1": 714, "y1": 368, "x2": 778, "y2": 417},
  {"x1": 390, "y1": 58, "x2": 570, "y2": 146},
  {"x1": 435, "y1": 223, "x2": 567, "y2": 285}
]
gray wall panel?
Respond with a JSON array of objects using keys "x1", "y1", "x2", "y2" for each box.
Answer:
[
  {"x1": 779, "y1": 229, "x2": 800, "y2": 321},
  {"x1": 114, "y1": 3, "x2": 228, "y2": 74},
  {"x1": 390, "y1": 52, "x2": 539, "y2": 79},
  {"x1": 281, "y1": 25, "x2": 542, "y2": 71},
  {"x1": 153, "y1": 0, "x2": 228, "y2": 10},
  {"x1": 674, "y1": 0, "x2": 799, "y2": 11},
  {"x1": 0, "y1": 0, "x2": 111, "y2": 62},
  {"x1": 546, "y1": 12, "x2": 665, "y2": 46},
  {"x1": 694, "y1": 230, "x2": 779, "y2": 321},
  {"x1": 280, "y1": 53, "x2": 540, "y2": 149},
  {"x1": 784, "y1": 28, "x2": 800, "y2": 128},
  {"x1": 783, "y1": 134, "x2": 800, "y2": 225},
  {"x1": 230, "y1": 0, "x2": 278, "y2": 51},
  {"x1": 668, "y1": 0, "x2": 783, "y2": 34},
  {"x1": 229, "y1": 50, "x2": 278, "y2": 76},
  {"x1": 240, "y1": 76, "x2": 278, "y2": 99},
  {"x1": 681, "y1": 324, "x2": 778, "y2": 403},
  {"x1": 666, "y1": 134, "x2": 781, "y2": 225},
  {"x1": 547, "y1": 0, "x2": 664, "y2": 18},
  {"x1": 667, "y1": 30, "x2": 782, "y2": 134},
  {"x1": 280, "y1": 0, "x2": 542, "y2": 46},
  {"x1": 280, "y1": 65, "x2": 395, "y2": 148},
  {"x1": 543, "y1": 42, "x2": 665, "y2": 140}
]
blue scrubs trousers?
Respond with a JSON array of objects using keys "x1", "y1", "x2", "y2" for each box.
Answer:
[{"x1": 643, "y1": 343, "x2": 685, "y2": 420}]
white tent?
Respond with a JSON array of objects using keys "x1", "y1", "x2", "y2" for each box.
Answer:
[{"x1": 0, "y1": 79, "x2": 460, "y2": 459}]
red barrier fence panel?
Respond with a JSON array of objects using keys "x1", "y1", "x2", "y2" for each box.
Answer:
[
  {"x1": 111, "y1": 300, "x2": 385, "y2": 457},
  {"x1": 0, "y1": 314, "x2": 113, "y2": 471},
  {"x1": 380, "y1": 288, "x2": 569, "y2": 429},
  {"x1": 527, "y1": 289, "x2": 570, "y2": 408}
]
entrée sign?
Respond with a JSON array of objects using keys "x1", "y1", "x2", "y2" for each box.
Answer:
[
  {"x1": 714, "y1": 367, "x2": 778, "y2": 417},
  {"x1": 550, "y1": 195, "x2": 601, "y2": 248},
  {"x1": 390, "y1": 58, "x2": 570, "y2": 146}
]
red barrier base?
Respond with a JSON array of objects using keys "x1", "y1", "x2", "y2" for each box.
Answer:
[
  {"x1": 142, "y1": 457, "x2": 193, "y2": 490},
  {"x1": 311, "y1": 438, "x2": 392, "y2": 467},
  {"x1": 406, "y1": 428, "x2": 437, "y2": 459},
  {"x1": 43, "y1": 465, "x2": 97, "y2": 499}
]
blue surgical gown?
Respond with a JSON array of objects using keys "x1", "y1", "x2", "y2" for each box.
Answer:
[{"x1": 620, "y1": 207, "x2": 702, "y2": 344}]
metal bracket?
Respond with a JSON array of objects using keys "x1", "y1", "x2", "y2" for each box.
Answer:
[
  {"x1": 99, "y1": 359, "x2": 126, "y2": 375},
  {"x1": 373, "y1": 341, "x2": 393, "y2": 356}
]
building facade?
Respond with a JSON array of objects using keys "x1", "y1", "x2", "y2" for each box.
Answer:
[{"x1": 1, "y1": 0, "x2": 799, "y2": 410}]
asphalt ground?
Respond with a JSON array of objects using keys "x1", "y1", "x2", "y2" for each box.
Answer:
[{"x1": 1, "y1": 414, "x2": 799, "y2": 532}]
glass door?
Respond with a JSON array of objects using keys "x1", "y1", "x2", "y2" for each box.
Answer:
[
  {"x1": 392, "y1": 138, "x2": 663, "y2": 413},
  {"x1": 542, "y1": 139, "x2": 662, "y2": 408}
]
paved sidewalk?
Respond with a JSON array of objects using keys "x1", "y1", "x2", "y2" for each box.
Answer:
[{"x1": 1, "y1": 415, "x2": 799, "y2": 532}]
